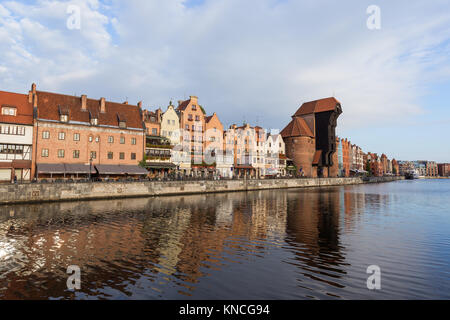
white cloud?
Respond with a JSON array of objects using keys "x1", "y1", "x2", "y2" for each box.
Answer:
[{"x1": 1, "y1": 0, "x2": 450, "y2": 133}]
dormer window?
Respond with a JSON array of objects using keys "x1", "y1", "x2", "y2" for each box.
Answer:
[
  {"x1": 58, "y1": 106, "x2": 69, "y2": 122},
  {"x1": 117, "y1": 114, "x2": 127, "y2": 128},
  {"x1": 2, "y1": 106, "x2": 17, "y2": 116},
  {"x1": 91, "y1": 118, "x2": 98, "y2": 125}
]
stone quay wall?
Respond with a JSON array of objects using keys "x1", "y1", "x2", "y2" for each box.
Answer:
[{"x1": 0, "y1": 176, "x2": 404, "y2": 205}]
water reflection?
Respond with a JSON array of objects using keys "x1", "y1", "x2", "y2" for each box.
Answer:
[{"x1": 1, "y1": 180, "x2": 449, "y2": 299}]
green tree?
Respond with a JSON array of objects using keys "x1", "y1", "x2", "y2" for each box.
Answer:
[
  {"x1": 366, "y1": 161, "x2": 372, "y2": 176},
  {"x1": 139, "y1": 153, "x2": 148, "y2": 168}
]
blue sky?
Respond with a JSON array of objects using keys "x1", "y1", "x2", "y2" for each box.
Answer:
[{"x1": 0, "y1": 0, "x2": 449, "y2": 162}]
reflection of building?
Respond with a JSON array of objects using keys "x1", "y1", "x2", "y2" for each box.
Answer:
[
  {"x1": 0, "y1": 90, "x2": 34, "y2": 182},
  {"x1": 281, "y1": 97, "x2": 342, "y2": 177}
]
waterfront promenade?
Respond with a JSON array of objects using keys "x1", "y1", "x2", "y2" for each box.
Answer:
[{"x1": 0, "y1": 176, "x2": 403, "y2": 204}]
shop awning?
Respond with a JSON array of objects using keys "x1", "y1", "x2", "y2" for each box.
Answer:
[
  {"x1": 234, "y1": 165, "x2": 254, "y2": 169},
  {"x1": 145, "y1": 162, "x2": 176, "y2": 169},
  {"x1": 121, "y1": 165, "x2": 149, "y2": 175},
  {"x1": 95, "y1": 164, "x2": 149, "y2": 175},
  {"x1": 65, "y1": 164, "x2": 96, "y2": 174},
  {"x1": 95, "y1": 165, "x2": 123, "y2": 175},
  {"x1": 12, "y1": 160, "x2": 32, "y2": 169},
  {"x1": 37, "y1": 163, "x2": 66, "y2": 174}
]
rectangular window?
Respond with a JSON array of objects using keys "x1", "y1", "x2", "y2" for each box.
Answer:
[
  {"x1": 42, "y1": 131, "x2": 50, "y2": 139},
  {"x1": 120, "y1": 136, "x2": 125, "y2": 144},
  {"x1": 58, "y1": 149, "x2": 65, "y2": 158},
  {"x1": 60, "y1": 114, "x2": 68, "y2": 122},
  {"x1": 73, "y1": 150, "x2": 80, "y2": 158},
  {"x1": 152, "y1": 128, "x2": 157, "y2": 135},
  {"x1": 90, "y1": 151, "x2": 97, "y2": 159},
  {"x1": 41, "y1": 149, "x2": 49, "y2": 157},
  {"x1": 58, "y1": 132, "x2": 65, "y2": 140},
  {"x1": 108, "y1": 136, "x2": 114, "y2": 143},
  {"x1": 195, "y1": 115, "x2": 200, "y2": 121},
  {"x1": 108, "y1": 152, "x2": 113, "y2": 159},
  {"x1": 185, "y1": 125, "x2": 189, "y2": 130},
  {"x1": 119, "y1": 152, "x2": 125, "y2": 160},
  {"x1": 167, "y1": 119, "x2": 170, "y2": 124},
  {"x1": 2, "y1": 107, "x2": 17, "y2": 116},
  {"x1": 91, "y1": 118, "x2": 98, "y2": 125},
  {"x1": 74, "y1": 133, "x2": 80, "y2": 141},
  {"x1": 131, "y1": 153, "x2": 136, "y2": 160},
  {"x1": 131, "y1": 138, "x2": 136, "y2": 145}
]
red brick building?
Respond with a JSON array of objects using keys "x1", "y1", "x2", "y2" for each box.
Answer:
[
  {"x1": 392, "y1": 159, "x2": 399, "y2": 176},
  {"x1": 342, "y1": 138, "x2": 350, "y2": 177},
  {"x1": 31, "y1": 84, "x2": 147, "y2": 180},
  {"x1": 281, "y1": 97, "x2": 342, "y2": 177},
  {"x1": 438, "y1": 163, "x2": 450, "y2": 177}
]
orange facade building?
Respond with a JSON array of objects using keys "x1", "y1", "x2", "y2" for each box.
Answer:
[{"x1": 177, "y1": 96, "x2": 206, "y2": 165}]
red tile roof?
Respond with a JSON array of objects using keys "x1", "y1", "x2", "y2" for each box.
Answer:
[
  {"x1": 36, "y1": 91, "x2": 143, "y2": 130},
  {"x1": 176, "y1": 99, "x2": 191, "y2": 111},
  {"x1": 0, "y1": 90, "x2": 33, "y2": 125},
  {"x1": 293, "y1": 97, "x2": 340, "y2": 116},
  {"x1": 280, "y1": 117, "x2": 314, "y2": 138}
]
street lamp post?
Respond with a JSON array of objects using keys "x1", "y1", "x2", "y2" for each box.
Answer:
[{"x1": 89, "y1": 156, "x2": 93, "y2": 181}]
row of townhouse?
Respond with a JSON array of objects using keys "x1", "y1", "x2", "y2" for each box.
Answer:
[
  {"x1": 141, "y1": 96, "x2": 289, "y2": 178},
  {"x1": 1, "y1": 85, "x2": 292, "y2": 182},
  {"x1": 335, "y1": 138, "x2": 399, "y2": 177},
  {"x1": 397, "y1": 160, "x2": 438, "y2": 177}
]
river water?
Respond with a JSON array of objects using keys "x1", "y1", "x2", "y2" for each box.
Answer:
[{"x1": 0, "y1": 179, "x2": 449, "y2": 299}]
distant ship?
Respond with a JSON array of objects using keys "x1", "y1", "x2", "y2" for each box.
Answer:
[{"x1": 405, "y1": 169, "x2": 419, "y2": 180}]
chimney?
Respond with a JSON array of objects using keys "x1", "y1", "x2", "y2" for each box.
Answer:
[
  {"x1": 123, "y1": 101, "x2": 128, "y2": 105},
  {"x1": 33, "y1": 94, "x2": 38, "y2": 108},
  {"x1": 137, "y1": 101, "x2": 142, "y2": 109},
  {"x1": 156, "y1": 108, "x2": 162, "y2": 121},
  {"x1": 31, "y1": 83, "x2": 36, "y2": 94},
  {"x1": 100, "y1": 97, "x2": 106, "y2": 113},
  {"x1": 178, "y1": 100, "x2": 183, "y2": 106},
  {"x1": 81, "y1": 95, "x2": 87, "y2": 110},
  {"x1": 28, "y1": 91, "x2": 33, "y2": 103}
]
